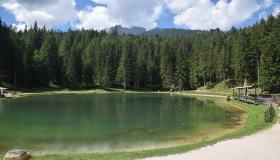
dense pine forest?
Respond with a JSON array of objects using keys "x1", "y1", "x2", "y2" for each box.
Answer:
[{"x1": 0, "y1": 14, "x2": 280, "y2": 93}]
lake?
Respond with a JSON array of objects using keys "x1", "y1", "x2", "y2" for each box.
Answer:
[{"x1": 0, "y1": 93, "x2": 245, "y2": 154}]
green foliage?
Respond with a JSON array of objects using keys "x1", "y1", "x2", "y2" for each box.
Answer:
[
  {"x1": 227, "y1": 96, "x2": 231, "y2": 101},
  {"x1": 225, "y1": 79, "x2": 238, "y2": 88},
  {"x1": 159, "y1": 40, "x2": 176, "y2": 89},
  {"x1": 0, "y1": 15, "x2": 280, "y2": 92},
  {"x1": 264, "y1": 106, "x2": 276, "y2": 122},
  {"x1": 260, "y1": 20, "x2": 280, "y2": 93},
  {"x1": 206, "y1": 82, "x2": 216, "y2": 89}
]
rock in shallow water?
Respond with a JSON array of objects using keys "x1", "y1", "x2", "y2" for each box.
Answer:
[{"x1": 3, "y1": 149, "x2": 31, "y2": 160}]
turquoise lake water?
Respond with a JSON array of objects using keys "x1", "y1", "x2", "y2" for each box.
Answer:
[{"x1": 0, "y1": 93, "x2": 244, "y2": 154}]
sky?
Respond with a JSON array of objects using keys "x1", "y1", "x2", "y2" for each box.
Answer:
[{"x1": 0, "y1": 0, "x2": 279, "y2": 31}]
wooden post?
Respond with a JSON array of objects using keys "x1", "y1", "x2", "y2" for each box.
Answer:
[
  {"x1": 123, "y1": 68, "x2": 126, "y2": 91},
  {"x1": 203, "y1": 73, "x2": 206, "y2": 86},
  {"x1": 257, "y1": 57, "x2": 260, "y2": 88},
  {"x1": 255, "y1": 88, "x2": 257, "y2": 95},
  {"x1": 255, "y1": 87, "x2": 257, "y2": 105}
]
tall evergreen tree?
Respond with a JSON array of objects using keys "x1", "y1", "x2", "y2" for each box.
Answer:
[
  {"x1": 0, "y1": 15, "x2": 280, "y2": 93},
  {"x1": 160, "y1": 40, "x2": 175, "y2": 89},
  {"x1": 175, "y1": 40, "x2": 190, "y2": 90},
  {"x1": 66, "y1": 36, "x2": 83, "y2": 87},
  {"x1": 117, "y1": 37, "x2": 135, "y2": 89},
  {"x1": 260, "y1": 15, "x2": 280, "y2": 93}
]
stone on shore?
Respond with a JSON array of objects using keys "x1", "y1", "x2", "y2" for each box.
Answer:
[{"x1": 3, "y1": 150, "x2": 31, "y2": 160}]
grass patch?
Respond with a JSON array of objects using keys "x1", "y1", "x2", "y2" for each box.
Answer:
[
  {"x1": 197, "y1": 80, "x2": 232, "y2": 93},
  {"x1": 29, "y1": 99, "x2": 276, "y2": 160},
  {"x1": 196, "y1": 80, "x2": 262, "y2": 96}
]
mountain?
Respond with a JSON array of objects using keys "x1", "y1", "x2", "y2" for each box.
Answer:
[
  {"x1": 143, "y1": 28, "x2": 207, "y2": 36},
  {"x1": 108, "y1": 25, "x2": 146, "y2": 35},
  {"x1": 108, "y1": 25, "x2": 208, "y2": 36}
]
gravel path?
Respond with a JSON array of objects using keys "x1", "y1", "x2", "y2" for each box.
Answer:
[{"x1": 143, "y1": 124, "x2": 280, "y2": 160}]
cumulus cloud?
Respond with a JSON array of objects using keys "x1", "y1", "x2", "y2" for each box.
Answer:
[
  {"x1": 273, "y1": 4, "x2": 280, "y2": 17},
  {"x1": 263, "y1": 0, "x2": 273, "y2": 8},
  {"x1": 76, "y1": 0, "x2": 163, "y2": 30},
  {"x1": 0, "y1": 0, "x2": 77, "y2": 29},
  {"x1": 76, "y1": 6, "x2": 117, "y2": 30},
  {"x1": 0, "y1": 0, "x2": 278, "y2": 31},
  {"x1": 259, "y1": 11, "x2": 269, "y2": 20},
  {"x1": 165, "y1": 0, "x2": 274, "y2": 30}
]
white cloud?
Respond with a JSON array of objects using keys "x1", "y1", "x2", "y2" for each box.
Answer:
[
  {"x1": 76, "y1": 6, "x2": 117, "y2": 30},
  {"x1": 76, "y1": 0, "x2": 163, "y2": 30},
  {"x1": 263, "y1": 0, "x2": 273, "y2": 8},
  {"x1": 0, "y1": 0, "x2": 278, "y2": 31},
  {"x1": 273, "y1": 4, "x2": 280, "y2": 17},
  {"x1": 165, "y1": 0, "x2": 273, "y2": 30},
  {"x1": 259, "y1": 11, "x2": 269, "y2": 20},
  {"x1": 0, "y1": 0, "x2": 77, "y2": 30},
  {"x1": 12, "y1": 23, "x2": 28, "y2": 31}
]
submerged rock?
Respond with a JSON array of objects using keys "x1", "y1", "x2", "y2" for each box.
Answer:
[{"x1": 3, "y1": 149, "x2": 31, "y2": 160}]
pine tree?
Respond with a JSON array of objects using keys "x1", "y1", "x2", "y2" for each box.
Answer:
[
  {"x1": 58, "y1": 33, "x2": 73, "y2": 87},
  {"x1": 38, "y1": 34, "x2": 60, "y2": 85},
  {"x1": 175, "y1": 40, "x2": 190, "y2": 90},
  {"x1": 66, "y1": 36, "x2": 82, "y2": 88},
  {"x1": 260, "y1": 15, "x2": 280, "y2": 93},
  {"x1": 117, "y1": 37, "x2": 135, "y2": 89},
  {"x1": 160, "y1": 40, "x2": 175, "y2": 89},
  {"x1": 22, "y1": 31, "x2": 36, "y2": 88}
]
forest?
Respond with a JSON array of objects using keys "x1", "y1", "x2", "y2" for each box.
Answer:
[{"x1": 0, "y1": 14, "x2": 280, "y2": 93}]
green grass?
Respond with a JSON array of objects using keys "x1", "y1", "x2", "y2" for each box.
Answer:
[
  {"x1": 197, "y1": 80, "x2": 232, "y2": 93},
  {"x1": 196, "y1": 80, "x2": 264, "y2": 97},
  {"x1": 28, "y1": 99, "x2": 276, "y2": 160}
]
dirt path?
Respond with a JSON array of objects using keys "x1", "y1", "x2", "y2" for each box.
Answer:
[{"x1": 142, "y1": 124, "x2": 280, "y2": 160}]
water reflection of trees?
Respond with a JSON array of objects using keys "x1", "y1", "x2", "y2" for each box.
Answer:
[
  {"x1": 0, "y1": 99, "x2": 3, "y2": 113},
  {"x1": 159, "y1": 96, "x2": 242, "y2": 131}
]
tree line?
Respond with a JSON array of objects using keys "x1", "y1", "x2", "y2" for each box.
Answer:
[{"x1": 0, "y1": 14, "x2": 280, "y2": 93}]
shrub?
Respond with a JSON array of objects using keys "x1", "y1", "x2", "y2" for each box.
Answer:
[
  {"x1": 206, "y1": 82, "x2": 215, "y2": 89},
  {"x1": 225, "y1": 79, "x2": 238, "y2": 88},
  {"x1": 264, "y1": 106, "x2": 276, "y2": 122},
  {"x1": 227, "y1": 96, "x2": 231, "y2": 101}
]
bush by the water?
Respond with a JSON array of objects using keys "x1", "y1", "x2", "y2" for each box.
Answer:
[
  {"x1": 264, "y1": 106, "x2": 276, "y2": 122},
  {"x1": 206, "y1": 82, "x2": 216, "y2": 89},
  {"x1": 227, "y1": 96, "x2": 231, "y2": 101}
]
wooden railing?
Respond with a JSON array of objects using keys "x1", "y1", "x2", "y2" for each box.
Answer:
[{"x1": 234, "y1": 95, "x2": 261, "y2": 105}]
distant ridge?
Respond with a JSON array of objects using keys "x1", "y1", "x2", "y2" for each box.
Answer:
[
  {"x1": 143, "y1": 28, "x2": 207, "y2": 36},
  {"x1": 107, "y1": 25, "x2": 146, "y2": 35},
  {"x1": 108, "y1": 25, "x2": 209, "y2": 36}
]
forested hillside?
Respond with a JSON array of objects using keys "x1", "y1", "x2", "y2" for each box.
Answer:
[{"x1": 0, "y1": 14, "x2": 280, "y2": 93}]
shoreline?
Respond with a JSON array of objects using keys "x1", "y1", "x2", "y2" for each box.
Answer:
[
  {"x1": 5, "y1": 89, "x2": 168, "y2": 99},
  {"x1": 6, "y1": 89, "x2": 229, "y2": 100},
  {"x1": 142, "y1": 123, "x2": 280, "y2": 160},
  {"x1": 0, "y1": 90, "x2": 276, "y2": 160}
]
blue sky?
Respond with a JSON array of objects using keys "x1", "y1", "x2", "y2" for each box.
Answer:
[{"x1": 0, "y1": 0, "x2": 279, "y2": 31}]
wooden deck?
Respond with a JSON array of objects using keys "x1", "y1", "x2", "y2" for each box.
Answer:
[
  {"x1": 0, "y1": 87, "x2": 7, "y2": 98},
  {"x1": 234, "y1": 95, "x2": 261, "y2": 105},
  {"x1": 234, "y1": 95, "x2": 279, "y2": 107}
]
